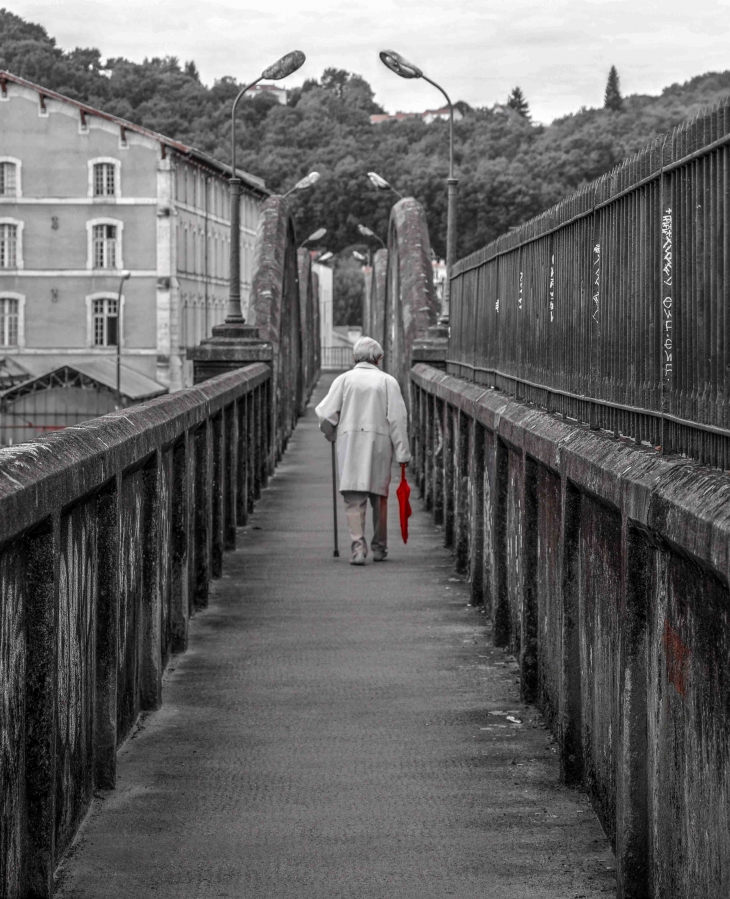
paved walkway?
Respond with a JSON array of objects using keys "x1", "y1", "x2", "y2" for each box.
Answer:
[{"x1": 57, "y1": 374, "x2": 615, "y2": 899}]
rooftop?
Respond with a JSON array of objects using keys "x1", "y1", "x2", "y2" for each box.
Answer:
[{"x1": 0, "y1": 71, "x2": 268, "y2": 195}]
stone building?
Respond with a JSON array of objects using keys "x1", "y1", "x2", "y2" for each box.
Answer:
[{"x1": 0, "y1": 71, "x2": 267, "y2": 442}]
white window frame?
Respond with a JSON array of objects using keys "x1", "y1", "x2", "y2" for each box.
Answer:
[
  {"x1": 88, "y1": 157, "x2": 121, "y2": 199},
  {"x1": 85, "y1": 292, "x2": 125, "y2": 349},
  {"x1": 86, "y1": 218, "x2": 124, "y2": 270},
  {"x1": 0, "y1": 218, "x2": 24, "y2": 269},
  {"x1": 0, "y1": 292, "x2": 25, "y2": 349},
  {"x1": 0, "y1": 157, "x2": 22, "y2": 198}
]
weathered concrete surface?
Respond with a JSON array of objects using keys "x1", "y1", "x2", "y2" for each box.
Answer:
[
  {"x1": 411, "y1": 363, "x2": 730, "y2": 899},
  {"x1": 55, "y1": 374, "x2": 614, "y2": 899},
  {"x1": 0, "y1": 365, "x2": 272, "y2": 899}
]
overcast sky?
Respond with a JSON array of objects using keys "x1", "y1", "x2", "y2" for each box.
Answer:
[{"x1": 8, "y1": 0, "x2": 730, "y2": 122}]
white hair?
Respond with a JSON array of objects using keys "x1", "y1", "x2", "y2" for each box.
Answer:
[{"x1": 353, "y1": 336, "x2": 384, "y2": 364}]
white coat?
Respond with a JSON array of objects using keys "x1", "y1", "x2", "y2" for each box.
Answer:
[{"x1": 315, "y1": 362, "x2": 411, "y2": 496}]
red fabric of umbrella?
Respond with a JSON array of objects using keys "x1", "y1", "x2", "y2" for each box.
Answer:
[{"x1": 396, "y1": 463, "x2": 412, "y2": 543}]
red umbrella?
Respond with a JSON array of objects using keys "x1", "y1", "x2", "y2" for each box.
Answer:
[{"x1": 396, "y1": 463, "x2": 412, "y2": 543}]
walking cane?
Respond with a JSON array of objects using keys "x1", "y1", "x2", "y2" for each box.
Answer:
[{"x1": 331, "y1": 440, "x2": 340, "y2": 557}]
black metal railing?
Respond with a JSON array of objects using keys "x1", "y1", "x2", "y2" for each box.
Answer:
[
  {"x1": 449, "y1": 99, "x2": 730, "y2": 468},
  {"x1": 321, "y1": 346, "x2": 353, "y2": 370}
]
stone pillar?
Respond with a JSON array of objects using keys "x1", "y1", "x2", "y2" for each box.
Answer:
[
  {"x1": 188, "y1": 322, "x2": 272, "y2": 384},
  {"x1": 411, "y1": 322, "x2": 449, "y2": 370}
]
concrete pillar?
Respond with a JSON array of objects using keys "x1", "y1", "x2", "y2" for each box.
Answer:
[
  {"x1": 422, "y1": 390, "x2": 435, "y2": 512},
  {"x1": 494, "y1": 439, "x2": 511, "y2": 647},
  {"x1": 170, "y1": 436, "x2": 189, "y2": 653},
  {"x1": 432, "y1": 398, "x2": 444, "y2": 525},
  {"x1": 140, "y1": 455, "x2": 162, "y2": 711},
  {"x1": 94, "y1": 482, "x2": 119, "y2": 790},
  {"x1": 193, "y1": 423, "x2": 211, "y2": 607},
  {"x1": 24, "y1": 520, "x2": 58, "y2": 898},
  {"x1": 188, "y1": 322, "x2": 272, "y2": 385},
  {"x1": 560, "y1": 480, "x2": 584, "y2": 785},
  {"x1": 224, "y1": 403, "x2": 237, "y2": 550},
  {"x1": 468, "y1": 420, "x2": 486, "y2": 606},
  {"x1": 442, "y1": 403, "x2": 455, "y2": 548},
  {"x1": 236, "y1": 397, "x2": 249, "y2": 527},
  {"x1": 454, "y1": 410, "x2": 470, "y2": 573},
  {"x1": 211, "y1": 413, "x2": 224, "y2": 579},
  {"x1": 616, "y1": 525, "x2": 650, "y2": 899},
  {"x1": 521, "y1": 456, "x2": 539, "y2": 703}
]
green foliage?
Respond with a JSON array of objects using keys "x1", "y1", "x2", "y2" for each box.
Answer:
[
  {"x1": 604, "y1": 65, "x2": 623, "y2": 112},
  {"x1": 3, "y1": 8, "x2": 730, "y2": 264}
]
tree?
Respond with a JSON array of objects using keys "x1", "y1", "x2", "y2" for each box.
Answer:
[
  {"x1": 507, "y1": 86, "x2": 531, "y2": 120},
  {"x1": 604, "y1": 66, "x2": 623, "y2": 112},
  {"x1": 333, "y1": 256, "x2": 365, "y2": 326},
  {"x1": 321, "y1": 68, "x2": 350, "y2": 98}
]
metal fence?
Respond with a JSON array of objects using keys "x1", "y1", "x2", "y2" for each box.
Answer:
[
  {"x1": 321, "y1": 346, "x2": 353, "y2": 370},
  {"x1": 449, "y1": 99, "x2": 730, "y2": 468}
]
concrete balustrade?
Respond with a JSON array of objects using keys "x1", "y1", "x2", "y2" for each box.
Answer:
[
  {"x1": 0, "y1": 364, "x2": 270, "y2": 899},
  {"x1": 411, "y1": 362, "x2": 730, "y2": 899}
]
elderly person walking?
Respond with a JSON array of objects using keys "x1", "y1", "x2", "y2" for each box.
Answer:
[{"x1": 316, "y1": 336, "x2": 411, "y2": 565}]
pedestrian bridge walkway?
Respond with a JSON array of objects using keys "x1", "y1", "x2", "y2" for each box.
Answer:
[{"x1": 55, "y1": 374, "x2": 614, "y2": 899}]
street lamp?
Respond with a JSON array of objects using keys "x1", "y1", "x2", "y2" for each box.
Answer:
[
  {"x1": 299, "y1": 227, "x2": 326, "y2": 250},
  {"x1": 352, "y1": 250, "x2": 367, "y2": 262},
  {"x1": 116, "y1": 270, "x2": 131, "y2": 408},
  {"x1": 379, "y1": 49, "x2": 457, "y2": 323},
  {"x1": 357, "y1": 223, "x2": 386, "y2": 249},
  {"x1": 227, "y1": 50, "x2": 306, "y2": 324},
  {"x1": 283, "y1": 171, "x2": 320, "y2": 199},
  {"x1": 367, "y1": 171, "x2": 403, "y2": 200},
  {"x1": 315, "y1": 251, "x2": 333, "y2": 263}
]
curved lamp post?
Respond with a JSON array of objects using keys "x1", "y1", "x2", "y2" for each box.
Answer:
[
  {"x1": 283, "y1": 171, "x2": 320, "y2": 199},
  {"x1": 367, "y1": 171, "x2": 403, "y2": 200},
  {"x1": 116, "y1": 270, "x2": 131, "y2": 408},
  {"x1": 357, "y1": 223, "x2": 386, "y2": 249},
  {"x1": 299, "y1": 227, "x2": 326, "y2": 251},
  {"x1": 227, "y1": 50, "x2": 306, "y2": 323},
  {"x1": 379, "y1": 49, "x2": 457, "y2": 323}
]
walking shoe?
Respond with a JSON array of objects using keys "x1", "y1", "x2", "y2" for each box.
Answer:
[
  {"x1": 350, "y1": 551, "x2": 366, "y2": 566},
  {"x1": 373, "y1": 549, "x2": 388, "y2": 562}
]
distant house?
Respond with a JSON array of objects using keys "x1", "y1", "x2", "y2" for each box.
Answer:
[
  {"x1": 370, "y1": 107, "x2": 464, "y2": 125},
  {"x1": 370, "y1": 112, "x2": 419, "y2": 125},
  {"x1": 0, "y1": 71, "x2": 269, "y2": 442},
  {"x1": 422, "y1": 106, "x2": 463, "y2": 124},
  {"x1": 246, "y1": 83, "x2": 288, "y2": 105}
]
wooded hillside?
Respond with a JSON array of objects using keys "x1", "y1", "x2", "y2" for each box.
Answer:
[{"x1": 2, "y1": 7, "x2": 730, "y2": 323}]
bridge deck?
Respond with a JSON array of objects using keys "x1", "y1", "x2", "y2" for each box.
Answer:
[{"x1": 56, "y1": 374, "x2": 615, "y2": 899}]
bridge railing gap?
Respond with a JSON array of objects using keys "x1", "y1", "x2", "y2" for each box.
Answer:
[{"x1": 406, "y1": 99, "x2": 730, "y2": 899}]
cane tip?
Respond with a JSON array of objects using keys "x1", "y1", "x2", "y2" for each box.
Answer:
[{"x1": 333, "y1": 550, "x2": 340, "y2": 557}]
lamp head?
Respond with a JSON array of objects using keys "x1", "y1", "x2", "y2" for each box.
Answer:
[
  {"x1": 121, "y1": 270, "x2": 131, "y2": 281},
  {"x1": 379, "y1": 50, "x2": 422, "y2": 79},
  {"x1": 352, "y1": 251, "x2": 366, "y2": 261},
  {"x1": 261, "y1": 50, "x2": 306, "y2": 81},
  {"x1": 367, "y1": 172, "x2": 390, "y2": 191},
  {"x1": 316, "y1": 251, "x2": 333, "y2": 263},
  {"x1": 357, "y1": 224, "x2": 375, "y2": 238},
  {"x1": 307, "y1": 227, "x2": 327, "y2": 242},
  {"x1": 294, "y1": 171, "x2": 320, "y2": 192}
]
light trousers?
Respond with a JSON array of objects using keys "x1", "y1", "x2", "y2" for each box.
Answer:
[{"x1": 341, "y1": 491, "x2": 387, "y2": 556}]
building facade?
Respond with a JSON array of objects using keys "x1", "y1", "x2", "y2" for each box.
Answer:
[{"x1": 0, "y1": 71, "x2": 267, "y2": 443}]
